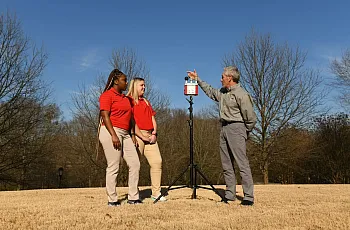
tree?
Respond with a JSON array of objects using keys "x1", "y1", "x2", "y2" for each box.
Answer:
[
  {"x1": 0, "y1": 12, "x2": 54, "y2": 188},
  {"x1": 223, "y1": 30, "x2": 324, "y2": 183},
  {"x1": 309, "y1": 113, "x2": 350, "y2": 183},
  {"x1": 268, "y1": 125, "x2": 313, "y2": 184},
  {"x1": 331, "y1": 49, "x2": 350, "y2": 111},
  {"x1": 66, "y1": 75, "x2": 107, "y2": 187},
  {"x1": 109, "y1": 47, "x2": 170, "y2": 112},
  {"x1": 156, "y1": 109, "x2": 190, "y2": 184}
]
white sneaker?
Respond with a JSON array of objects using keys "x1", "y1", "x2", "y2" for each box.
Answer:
[{"x1": 151, "y1": 194, "x2": 167, "y2": 202}]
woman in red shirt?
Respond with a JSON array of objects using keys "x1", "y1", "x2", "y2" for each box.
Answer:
[
  {"x1": 98, "y1": 69, "x2": 147, "y2": 206},
  {"x1": 127, "y1": 77, "x2": 167, "y2": 202}
]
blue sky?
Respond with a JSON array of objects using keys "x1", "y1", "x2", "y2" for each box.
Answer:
[{"x1": 2, "y1": 0, "x2": 349, "y2": 119}]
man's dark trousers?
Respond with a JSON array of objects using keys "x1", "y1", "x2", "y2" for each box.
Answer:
[{"x1": 219, "y1": 122, "x2": 254, "y2": 202}]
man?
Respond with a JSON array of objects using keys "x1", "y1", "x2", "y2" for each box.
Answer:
[{"x1": 187, "y1": 66, "x2": 256, "y2": 206}]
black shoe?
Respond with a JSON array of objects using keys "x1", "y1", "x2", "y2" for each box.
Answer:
[
  {"x1": 108, "y1": 201, "x2": 121, "y2": 207},
  {"x1": 223, "y1": 198, "x2": 235, "y2": 203},
  {"x1": 241, "y1": 200, "x2": 254, "y2": 206},
  {"x1": 127, "y1": 199, "x2": 143, "y2": 205}
]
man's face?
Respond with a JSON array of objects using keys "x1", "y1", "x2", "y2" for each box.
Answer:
[{"x1": 221, "y1": 73, "x2": 231, "y2": 88}]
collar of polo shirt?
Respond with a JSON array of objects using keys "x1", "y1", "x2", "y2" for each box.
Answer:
[{"x1": 110, "y1": 87, "x2": 124, "y2": 96}]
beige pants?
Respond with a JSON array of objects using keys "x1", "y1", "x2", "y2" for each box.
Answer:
[
  {"x1": 136, "y1": 130, "x2": 162, "y2": 196},
  {"x1": 99, "y1": 126, "x2": 140, "y2": 202}
]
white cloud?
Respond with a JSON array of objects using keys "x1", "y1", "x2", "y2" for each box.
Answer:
[
  {"x1": 320, "y1": 54, "x2": 341, "y2": 62},
  {"x1": 77, "y1": 48, "x2": 102, "y2": 72},
  {"x1": 304, "y1": 44, "x2": 346, "y2": 75}
]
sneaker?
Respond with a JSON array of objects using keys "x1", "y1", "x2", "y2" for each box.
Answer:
[
  {"x1": 127, "y1": 199, "x2": 143, "y2": 204},
  {"x1": 151, "y1": 194, "x2": 167, "y2": 202},
  {"x1": 108, "y1": 201, "x2": 121, "y2": 207},
  {"x1": 240, "y1": 200, "x2": 254, "y2": 206}
]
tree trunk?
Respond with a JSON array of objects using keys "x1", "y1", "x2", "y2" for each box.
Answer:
[{"x1": 263, "y1": 162, "x2": 269, "y2": 184}]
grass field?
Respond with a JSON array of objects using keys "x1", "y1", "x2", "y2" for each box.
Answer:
[{"x1": 0, "y1": 184, "x2": 349, "y2": 229}]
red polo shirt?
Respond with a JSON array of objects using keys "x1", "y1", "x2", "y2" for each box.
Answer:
[
  {"x1": 132, "y1": 98, "x2": 156, "y2": 130},
  {"x1": 99, "y1": 88, "x2": 132, "y2": 130}
]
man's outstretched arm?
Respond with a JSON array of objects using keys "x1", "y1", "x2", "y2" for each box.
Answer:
[{"x1": 187, "y1": 69, "x2": 221, "y2": 102}]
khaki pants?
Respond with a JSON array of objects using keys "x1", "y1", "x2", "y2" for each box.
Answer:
[
  {"x1": 136, "y1": 130, "x2": 162, "y2": 196},
  {"x1": 99, "y1": 126, "x2": 140, "y2": 202}
]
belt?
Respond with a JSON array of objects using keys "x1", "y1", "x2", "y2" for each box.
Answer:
[{"x1": 220, "y1": 120, "x2": 244, "y2": 126}]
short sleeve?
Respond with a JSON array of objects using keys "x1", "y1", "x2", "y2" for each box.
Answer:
[
  {"x1": 99, "y1": 92, "x2": 112, "y2": 111},
  {"x1": 149, "y1": 103, "x2": 156, "y2": 116}
]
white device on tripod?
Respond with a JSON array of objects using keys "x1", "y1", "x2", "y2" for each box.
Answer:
[{"x1": 184, "y1": 77, "x2": 198, "y2": 96}]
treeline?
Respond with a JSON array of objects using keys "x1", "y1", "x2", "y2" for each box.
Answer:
[
  {"x1": 1, "y1": 105, "x2": 349, "y2": 190},
  {"x1": 1, "y1": 12, "x2": 349, "y2": 190}
]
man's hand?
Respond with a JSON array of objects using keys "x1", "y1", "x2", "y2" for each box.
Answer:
[
  {"x1": 187, "y1": 69, "x2": 198, "y2": 80},
  {"x1": 111, "y1": 134, "x2": 121, "y2": 150}
]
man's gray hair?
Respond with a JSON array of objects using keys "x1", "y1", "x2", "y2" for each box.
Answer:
[{"x1": 223, "y1": 66, "x2": 240, "y2": 82}]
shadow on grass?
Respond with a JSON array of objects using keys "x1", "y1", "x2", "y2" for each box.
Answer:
[
  {"x1": 138, "y1": 187, "x2": 169, "y2": 200},
  {"x1": 119, "y1": 187, "x2": 243, "y2": 202},
  {"x1": 119, "y1": 187, "x2": 169, "y2": 202},
  {"x1": 209, "y1": 188, "x2": 243, "y2": 202}
]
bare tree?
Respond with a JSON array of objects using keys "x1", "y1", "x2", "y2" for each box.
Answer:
[
  {"x1": 268, "y1": 125, "x2": 313, "y2": 184},
  {"x1": 109, "y1": 47, "x2": 170, "y2": 111},
  {"x1": 157, "y1": 109, "x2": 190, "y2": 185},
  {"x1": 309, "y1": 113, "x2": 350, "y2": 184},
  {"x1": 66, "y1": 75, "x2": 107, "y2": 186},
  {"x1": 223, "y1": 30, "x2": 324, "y2": 183},
  {"x1": 197, "y1": 104, "x2": 219, "y2": 119},
  {"x1": 331, "y1": 49, "x2": 350, "y2": 111},
  {"x1": 71, "y1": 75, "x2": 104, "y2": 132},
  {"x1": 0, "y1": 12, "x2": 53, "y2": 187}
]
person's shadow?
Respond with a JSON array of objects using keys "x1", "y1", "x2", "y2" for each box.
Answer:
[
  {"x1": 138, "y1": 188, "x2": 169, "y2": 200},
  {"x1": 213, "y1": 188, "x2": 244, "y2": 202},
  {"x1": 119, "y1": 188, "x2": 169, "y2": 202},
  {"x1": 119, "y1": 187, "x2": 243, "y2": 202}
]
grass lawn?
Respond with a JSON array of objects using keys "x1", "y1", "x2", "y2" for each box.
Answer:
[{"x1": 0, "y1": 184, "x2": 349, "y2": 229}]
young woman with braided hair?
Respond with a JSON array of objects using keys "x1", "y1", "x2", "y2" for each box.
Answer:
[
  {"x1": 126, "y1": 78, "x2": 167, "y2": 202},
  {"x1": 98, "y1": 69, "x2": 149, "y2": 206}
]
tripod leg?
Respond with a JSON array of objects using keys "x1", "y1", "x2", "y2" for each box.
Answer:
[
  {"x1": 191, "y1": 164, "x2": 197, "y2": 199},
  {"x1": 153, "y1": 164, "x2": 190, "y2": 204},
  {"x1": 195, "y1": 167, "x2": 228, "y2": 203}
]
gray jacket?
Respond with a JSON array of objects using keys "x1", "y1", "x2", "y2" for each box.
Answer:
[{"x1": 198, "y1": 79, "x2": 257, "y2": 131}]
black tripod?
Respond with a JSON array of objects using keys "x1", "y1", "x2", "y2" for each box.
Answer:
[{"x1": 153, "y1": 96, "x2": 228, "y2": 204}]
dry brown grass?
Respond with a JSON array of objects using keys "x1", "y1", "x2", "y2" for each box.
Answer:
[{"x1": 0, "y1": 184, "x2": 349, "y2": 229}]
